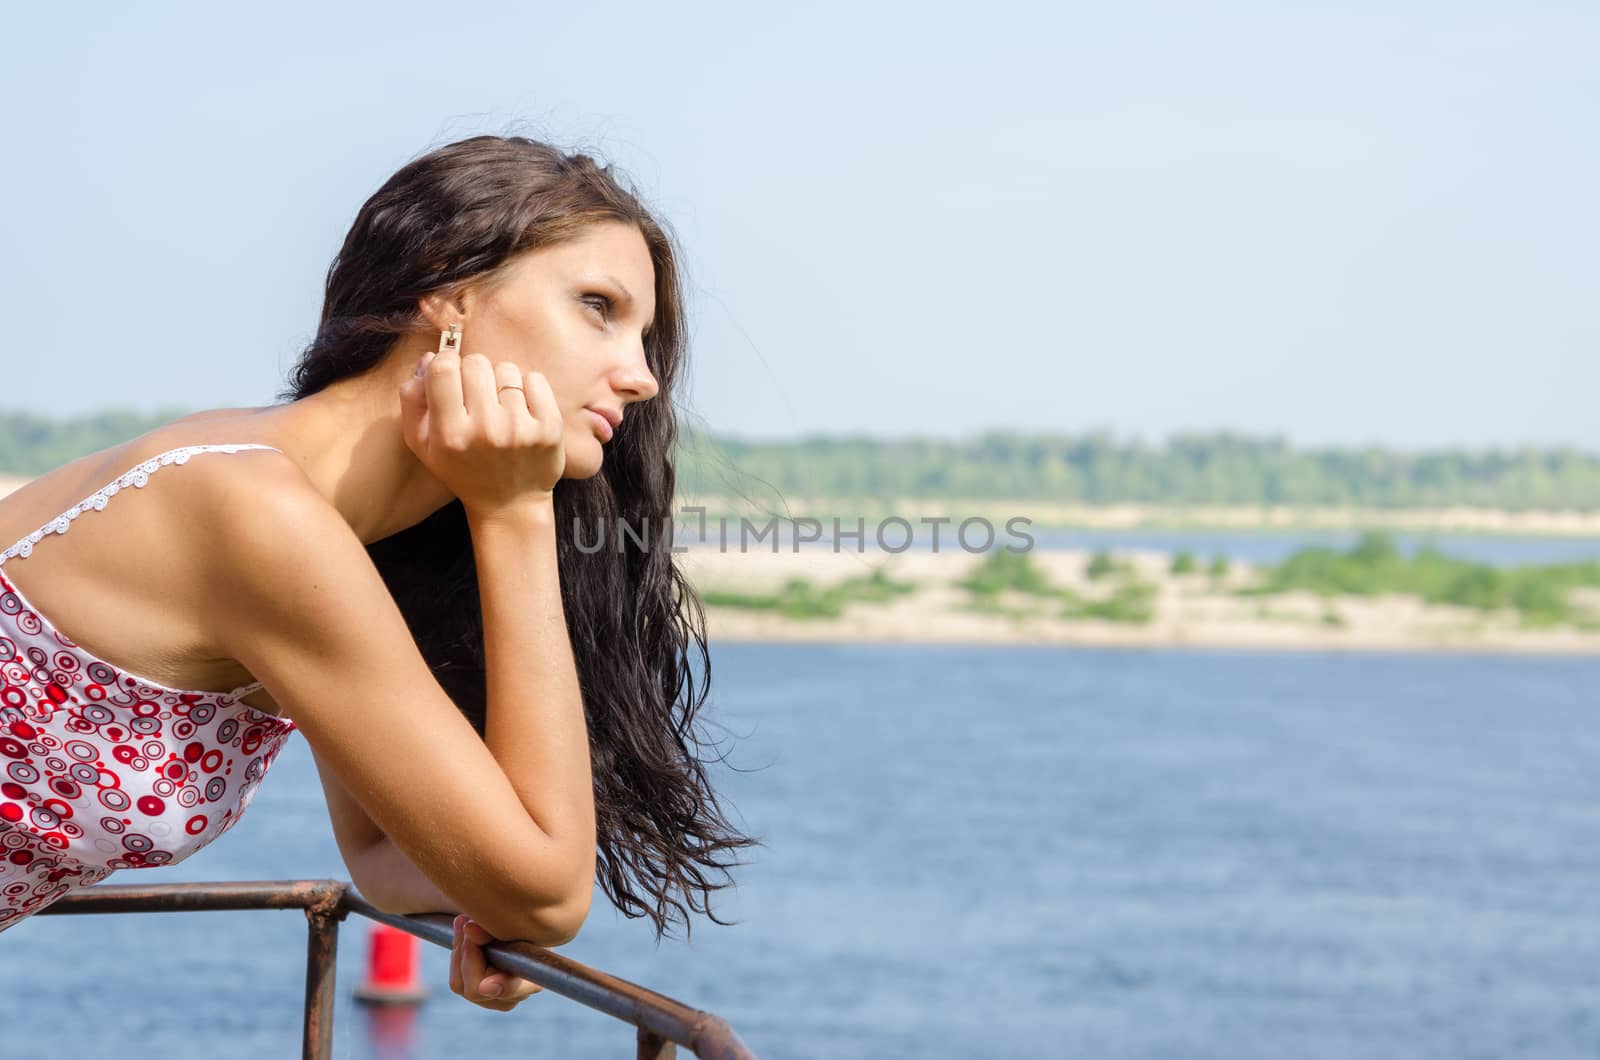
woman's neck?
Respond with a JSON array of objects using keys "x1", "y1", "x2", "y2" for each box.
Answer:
[{"x1": 258, "y1": 350, "x2": 455, "y2": 545}]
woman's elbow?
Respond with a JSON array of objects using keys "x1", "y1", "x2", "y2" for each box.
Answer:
[
  {"x1": 503, "y1": 845, "x2": 595, "y2": 945},
  {"x1": 506, "y1": 887, "x2": 591, "y2": 947},
  {"x1": 473, "y1": 875, "x2": 591, "y2": 945}
]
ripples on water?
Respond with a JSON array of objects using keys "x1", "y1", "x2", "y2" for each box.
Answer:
[{"x1": 3, "y1": 644, "x2": 1597, "y2": 1058}]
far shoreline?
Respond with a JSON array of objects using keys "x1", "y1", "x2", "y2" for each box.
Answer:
[{"x1": 677, "y1": 496, "x2": 1600, "y2": 539}]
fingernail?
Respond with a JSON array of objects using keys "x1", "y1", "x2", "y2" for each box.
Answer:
[
  {"x1": 482, "y1": 980, "x2": 502, "y2": 997},
  {"x1": 416, "y1": 351, "x2": 436, "y2": 377}
]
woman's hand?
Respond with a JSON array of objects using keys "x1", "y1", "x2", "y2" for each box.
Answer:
[
  {"x1": 399, "y1": 347, "x2": 567, "y2": 515},
  {"x1": 450, "y1": 914, "x2": 545, "y2": 1012}
]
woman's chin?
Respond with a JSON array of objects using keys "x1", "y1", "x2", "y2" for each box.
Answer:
[{"x1": 562, "y1": 437, "x2": 606, "y2": 479}]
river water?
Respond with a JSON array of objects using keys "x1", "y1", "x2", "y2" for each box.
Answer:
[{"x1": 3, "y1": 643, "x2": 1597, "y2": 1058}]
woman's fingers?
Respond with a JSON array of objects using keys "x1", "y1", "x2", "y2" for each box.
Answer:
[
  {"x1": 451, "y1": 916, "x2": 542, "y2": 1010},
  {"x1": 442, "y1": 353, "x2": 535, "y2": 440},
  {"x1": 464, "y1": 920, "x2": 543, "y2": 998},
  {"x1": 493, "y1": 360, "x2": 530, "y2": 416},
  {"x1": 524, "y1": 371, "x2": 562, "y2": 443},
  {"x1": 452, "y1": 916, "x2": 507, "y2": 1009},
  {"x1": 449, "y1": 914, "x2": 466, "y2": 996},
  {"x1": 459, "y1": 916, "x2": 492, "y2": 995},
  {"x1": 460, "y1": 353, "x2": 500, "y2": 422},
  {"x1": 418, "y1": 350, "x2": 527, "y2": 445},
  {"x1": 425, "y1": 349, "x2": 469, "y2": 445},
  {"x1": 403, "y1": 337, "x2": 568, "y2": 505}
]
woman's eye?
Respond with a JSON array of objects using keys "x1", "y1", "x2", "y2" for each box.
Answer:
[{"x1": 582, "y1": 295, "x2": 612, "y2": 321}]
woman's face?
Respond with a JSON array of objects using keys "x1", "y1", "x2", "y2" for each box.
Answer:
[{"x1": 457, "y1": 220, "x2": 661, "y2": 478}]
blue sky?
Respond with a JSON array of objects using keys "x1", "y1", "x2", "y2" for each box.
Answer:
[{"x1": 3, "y1": 2, "x2": 1596, "y2": 448}]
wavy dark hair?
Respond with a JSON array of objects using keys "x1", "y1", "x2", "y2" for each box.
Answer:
[{"x1": 282, "y1": 134, "x2": 757, "y2": 940}]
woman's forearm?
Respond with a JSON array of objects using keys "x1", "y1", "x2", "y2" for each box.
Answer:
[
  {"x1": 352, "y1": 834, "x2": 464, "y2": 915},
  {"x1": 466, "y1": 498, "x2": 597, "y2": 897}
]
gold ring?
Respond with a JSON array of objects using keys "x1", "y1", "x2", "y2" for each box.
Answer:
[{"x1": 496, "y1": 384, "x2": 525, "y2": 394}]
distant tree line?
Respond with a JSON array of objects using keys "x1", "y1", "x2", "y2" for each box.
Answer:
[
  {"x1": 678, "y1": 428, "x2": 1600, "y2": 510},
  {"x1": 0, "y1": 409, "x2": 189, "y2": 475},
  {"x1": 6, "y1": 412, "x2": 1599, "y2": 510}
]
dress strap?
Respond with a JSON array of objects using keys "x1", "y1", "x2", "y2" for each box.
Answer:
[{"x1": 0, "y1": 443, "x2": 283, "y2": 567}]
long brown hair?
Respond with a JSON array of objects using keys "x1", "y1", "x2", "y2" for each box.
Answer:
[{"x1": 283, "y1": 134, "x2": 757, "y2": 940}]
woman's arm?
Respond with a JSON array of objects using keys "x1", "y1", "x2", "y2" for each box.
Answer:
[
  {"x1": 310, "y1": 745, "x2": 461, "y2": 915},
  {"x1": 350, "y1": 835, "x2": 464, "y2": 914},
  {"x1": 339, "y1": 503, "x2": 595, "y2": 920},
  {"x1": 468, "y1": 498, "x2": 595, "y2": 871},
  {"x1": 202, "y1": 461, "x2": 594, "y2": 944}
]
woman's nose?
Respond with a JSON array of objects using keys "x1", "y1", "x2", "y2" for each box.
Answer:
[{"x1": 615, "y1": 349, "x2": 660, "y2": 403}]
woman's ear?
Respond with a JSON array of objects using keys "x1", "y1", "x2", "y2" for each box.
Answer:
[{"x1": 417, "y1": 288, "x2": 469, "y2": 331}]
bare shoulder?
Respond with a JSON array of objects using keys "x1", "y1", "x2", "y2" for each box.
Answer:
[{"x1": 192, "y1": 450, "x2": 378, "y2": 618}]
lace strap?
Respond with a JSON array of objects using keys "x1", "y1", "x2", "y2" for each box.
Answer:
[{"x1": 0, "y1": 443, "x2": 283, "y2": 566}]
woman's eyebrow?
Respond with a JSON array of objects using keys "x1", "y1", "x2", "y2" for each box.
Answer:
[{"x1": 595, "y1": 274, "x2": 656, "y2": 332}]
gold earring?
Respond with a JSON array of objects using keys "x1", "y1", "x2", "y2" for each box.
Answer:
[{"x1": 437, "y1": 323, "x2": 461, "y2": 355}]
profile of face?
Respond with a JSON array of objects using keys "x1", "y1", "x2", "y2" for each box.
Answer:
[{"x1": 439, "y1": 220, "x2": 661, "y2": 479}]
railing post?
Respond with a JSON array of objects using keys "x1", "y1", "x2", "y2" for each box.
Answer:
[
  {"x1": 639, "y1": 1026, "x2": 679, "y2": 1059},
  {"x1": 303, "y1": 898, "x2": 345, "y2": 1060}
]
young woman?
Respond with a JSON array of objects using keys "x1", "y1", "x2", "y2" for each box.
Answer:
[{"x1": 0, "y1": 135, "x2": 755, "y2": 1010}]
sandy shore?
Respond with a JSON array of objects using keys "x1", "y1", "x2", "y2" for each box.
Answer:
[
  {"x1": 677, "y1": 546, "x2": 1600, "y2": 655},
  {"x1": 678, "y1": 495, "x2": 1600, "y2": 537}
]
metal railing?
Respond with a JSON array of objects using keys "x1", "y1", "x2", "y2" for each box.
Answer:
[{"x1": 38, "y1": 879, "x2": 757, "y2": 1060}]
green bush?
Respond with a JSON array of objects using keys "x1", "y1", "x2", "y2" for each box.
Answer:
[
  {"x1": 1063, "y1": 580, "x2": 1156, "y2": 624},
  {"x1": 1086, "y1": 550, "x2": 1118, "y2": 580},
  {"x1": 1171, "y1": 551, "x2": 1197, "y2": 575},
  {"x1": 958, "y1": 549, "x2": 1062, "y2": 598},
  {"x1": 1438, "y1": 567, "x2": 1503, "y2": 610},
  {"x1": 1512, "y1": 578, "x2": 1570, "y2": 626}
]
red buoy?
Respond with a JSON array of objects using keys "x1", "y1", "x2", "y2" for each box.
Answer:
[{"x1": 354, "y1": 923, "x2": 429, "y2": 1005}]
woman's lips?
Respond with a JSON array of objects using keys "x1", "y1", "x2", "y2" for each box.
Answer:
[{"x1": 584, "y1": 407, "x2": 614, "y2": 442}]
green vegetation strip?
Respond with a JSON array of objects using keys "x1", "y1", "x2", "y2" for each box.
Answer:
[
  {"x1": 1249, "y1": 532, "x2": 1600, "y2": 628},
  {"x1": 956, "y1": 535, "x2": 1600, "y2": 629},
  {"x1": 699, "y1": 569, "x2": 917, "y2": 620},
  {"x1": 957, "y1": 549, "x2": 1157, "y2": 625}
]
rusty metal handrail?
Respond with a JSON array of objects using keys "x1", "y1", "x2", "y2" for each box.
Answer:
[{"x1": 37, "y1": 879, "x2": 757, "y2": 1060}]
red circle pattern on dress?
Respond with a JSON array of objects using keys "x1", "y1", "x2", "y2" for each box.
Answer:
[{"x1": 0, "y1": 569, "x2": 297, "y2": 933}]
